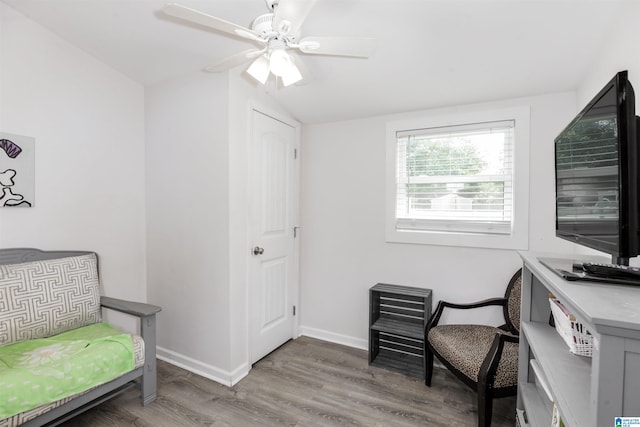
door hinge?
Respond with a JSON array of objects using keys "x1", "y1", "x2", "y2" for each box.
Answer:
[
  {"x1": 294, "y1": 148, "x2": 298, "y2": 159},
  {"x1": 293, "y1": 226, "x2": 300, "y2": 238},
  {"x1": 293, "y1": 305, "x2": 296, "y2": 316}
]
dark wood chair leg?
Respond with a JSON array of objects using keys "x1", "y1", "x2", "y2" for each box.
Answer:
[
  {"x1": 477, "y1": 392, "x2": 493, "y2": 427},
  {"x1": 425, "y1": 346, "x2": 434, "y2": 386}
]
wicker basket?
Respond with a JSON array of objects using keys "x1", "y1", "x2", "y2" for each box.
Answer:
[{"x1": 549, "y1": 296, "x2": 594, "y2": 357}]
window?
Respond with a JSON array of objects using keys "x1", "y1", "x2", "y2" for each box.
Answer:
[
  {"x1": 386, "y1": 106, "x2": 530, "y2": 250},
  {"x1": 396, "y1": 121, "x2": 514, "y2": 234}
]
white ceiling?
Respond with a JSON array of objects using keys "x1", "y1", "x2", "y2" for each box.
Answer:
[{"x1": 1, "y1": 0, "x2": 632, "y2": 123}]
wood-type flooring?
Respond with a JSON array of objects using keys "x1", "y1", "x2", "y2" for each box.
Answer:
[{"x1": 62, "y1": 336, "x2": 516, "y2": 426}]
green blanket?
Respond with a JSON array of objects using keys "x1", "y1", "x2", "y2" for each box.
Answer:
[{"x1": 0, "y1": 322, "x2": 135, "y2": 420}]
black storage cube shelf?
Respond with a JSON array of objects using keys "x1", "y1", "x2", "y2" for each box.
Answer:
[{"x1": 369, "y1": 283, "x2": 432, "y2": 379}]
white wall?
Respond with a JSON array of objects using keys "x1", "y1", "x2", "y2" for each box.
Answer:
[
  {"x1": 145, "y1": 69, "x2": 294, "y2": 385},
  {"x1": 299, "y1": 92, "x2": 578, "y2": 348},
  {"x1": 578, "y1": 2, "x2": 640, "y2": 112},
  {"x1": 0, "y1": 4, "x2": 146, "y2": 310},
  {"x1": 145, "y1": 72, "x2": 233, "y2": 380}
]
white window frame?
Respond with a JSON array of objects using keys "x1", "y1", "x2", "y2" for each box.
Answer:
[{"x1": 385, "y1": 105, "x2": 530, "y2": 250}]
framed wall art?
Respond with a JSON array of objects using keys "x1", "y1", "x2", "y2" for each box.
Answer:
[{"x1": 0, "y1": 132, "x2": 35, "y2": 207}]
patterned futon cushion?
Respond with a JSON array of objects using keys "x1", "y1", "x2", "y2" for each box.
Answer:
[
  {"x1": 428, "y1": 324, "x2": 518, "y2": 388},
  {"x1": 0, "y1": 254, "x2": 101, "y2": 347}
]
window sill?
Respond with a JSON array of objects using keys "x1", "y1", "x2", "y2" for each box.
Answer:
[{"x1": 385, "y1": 227, "x2": 529, "y2": 251}]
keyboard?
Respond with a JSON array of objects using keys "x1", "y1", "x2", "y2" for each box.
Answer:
[
  {"x1": 538, "y1": 257, "x2": 640, "y2": 286},
  {"x1": 581, "y1": 262, "x2": 640, "y2": 280}
]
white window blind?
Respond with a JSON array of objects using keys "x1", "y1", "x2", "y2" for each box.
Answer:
[{"x1": 395, "y1": 120, "x2": 515, "y2": 235}]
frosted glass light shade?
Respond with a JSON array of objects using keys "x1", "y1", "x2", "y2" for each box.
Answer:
[
  {"x1": 269, "y1": 49, "x2": 291, "y2": 77},
  {"x1": 246, "y1": 49, "x2": 302, "y2": 87},
  {"x1": 246, "y1": 54, "x2": 270, "y2": 84},
  {"x1": 281, "y1": 62, "x2": 302, "y2": 86}
]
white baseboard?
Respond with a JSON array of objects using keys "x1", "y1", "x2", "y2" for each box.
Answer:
[
  {"x1": 156, "y1": 346, "x2": 249, "y2": 387},
  {"x1": 298, "y1": 326, "x2": 368, "y2": 350}
]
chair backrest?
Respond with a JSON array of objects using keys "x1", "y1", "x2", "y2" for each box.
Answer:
[{"x1": 503, "y1": 269, "x2": 522, "y2": 334}]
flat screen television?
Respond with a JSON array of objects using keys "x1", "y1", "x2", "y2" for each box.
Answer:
[{"x1": 555, "y1": 70, "x2": 640, "y2": 265}]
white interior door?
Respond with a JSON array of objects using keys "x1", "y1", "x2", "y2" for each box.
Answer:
[{"x1": 249, "y1": 109, "x2": 298, "y2": 364}]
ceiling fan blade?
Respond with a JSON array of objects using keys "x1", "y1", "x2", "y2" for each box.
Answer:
[
  {"x1": 204, "y1": 49, "x2": 266, "y2": 73},
  {"x1": 297, "y1": 36, "x2": 377, "y2": 58},
  {"x1": 272, "y1": 0, "x2": 316, "y2": 36},
  {"x1": 163, "y1": 3, "x2": 262, "y2": 42}
]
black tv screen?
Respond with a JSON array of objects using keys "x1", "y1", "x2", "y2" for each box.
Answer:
[{"x1": 555, "y1": 71, "x2": 639, "y2": 264}]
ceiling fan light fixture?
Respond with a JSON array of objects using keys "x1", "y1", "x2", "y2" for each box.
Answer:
[
  {"x1": 163, "y1": 2, "x2": 377, "y2": 89},
  {"x1": 268, "y1": 49, "x2": 292, "y2": 77},
  {"x1": 246, "y1": 54, "x2": 270, "y2": 84},
  {"x1": 281, "y1": 62, "x2": 302, "y2": 86}
]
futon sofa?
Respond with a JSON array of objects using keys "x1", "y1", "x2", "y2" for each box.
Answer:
[{"x1": 0, "y1": 248, "x2": 161, "y2": 426}]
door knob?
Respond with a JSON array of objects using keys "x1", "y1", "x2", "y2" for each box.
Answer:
[{"x1": 253, "y1": 246, "x2": 264, "y2": 255}]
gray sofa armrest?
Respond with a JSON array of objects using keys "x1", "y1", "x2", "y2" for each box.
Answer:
[
  {"x1": 100, "y1": 296, "x2": 162, "y2": 405},
  {"x1": 100, "y1": 296, "x2": 161, "y2": 317}
]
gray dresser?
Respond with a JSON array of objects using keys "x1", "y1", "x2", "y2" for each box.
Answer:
[{"x1": 517, "y1": 251, "x2": 640, "y2": 426}]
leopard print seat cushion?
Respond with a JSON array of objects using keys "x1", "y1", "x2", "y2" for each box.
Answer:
[{"x1": 428, "y1": 324, "x2": 518, "y2": 388}]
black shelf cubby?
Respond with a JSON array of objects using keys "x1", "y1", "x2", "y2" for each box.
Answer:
[{"x1": 368, "y1": 283, "x2": 432, "y2": 379}]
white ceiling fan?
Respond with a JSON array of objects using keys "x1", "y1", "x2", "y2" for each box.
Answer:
[{"x1": 162, "y1": 0, "x2": 376, "y2": 87}]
